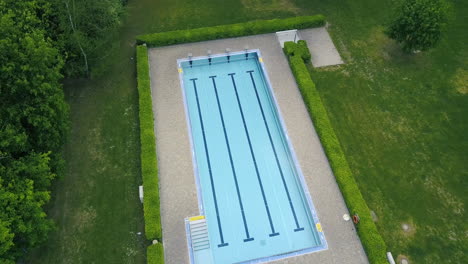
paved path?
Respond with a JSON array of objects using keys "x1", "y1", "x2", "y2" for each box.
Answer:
[
  {"x1": 300, "y1": 27, "x2": 344, "y2": 67},
  {"x1": 148, "y1": 32, "x2": 367, "y2": 264}
]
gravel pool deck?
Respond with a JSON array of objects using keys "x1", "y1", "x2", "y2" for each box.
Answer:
[{"x1": 147, "y1": 32, "x2": 368, "y2": 264}]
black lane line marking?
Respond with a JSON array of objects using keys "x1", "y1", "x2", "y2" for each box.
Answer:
[
  {"x1": 247, "y1": 70, "x2": 304, "y2": 232},
  {"x1": 190, "y1": 78, "x2": 229, "y2": 247},
  {"x1": 210, "y1": 75, "x2": 254, "y2": 242},
  {"x1": 228, "y1": 73, "x2": 280, "y2": 237},
  {"x1": 210, "y1": 76, "x2": 254, "y2": 243}
]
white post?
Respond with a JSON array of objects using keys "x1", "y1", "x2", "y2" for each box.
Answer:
[
  {"x1": 139, "y1": 185, "x2": 144, "y2": 203},
  {"x1": 387, "y1": 252, "x2": 396, "y2": 264}
]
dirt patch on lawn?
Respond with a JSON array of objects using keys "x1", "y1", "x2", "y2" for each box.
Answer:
[
  {"x1": 451, "y1": 68, "x2": 468, "y2": 95},
  {"x1": 75, "y1": 206, "x2": 97, "y2": 233},
  {"x1": 397, "y1": 254, "x2": 411, "y2": 264},
  {"x1": 423, "y1": 177, "x2": 465, "y2": 216}
]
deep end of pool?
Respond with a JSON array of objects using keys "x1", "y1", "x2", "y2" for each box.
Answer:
[{"x1": 179, "y1": 50, "x2": 327, "y2": 264}]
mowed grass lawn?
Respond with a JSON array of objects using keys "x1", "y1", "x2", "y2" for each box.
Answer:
[
  {"x1": 27, "y1": 0, "x2": 466, "y2": 263},
  {"x1": 294, "y1": 0, "x2": 467, "y2": 263}
]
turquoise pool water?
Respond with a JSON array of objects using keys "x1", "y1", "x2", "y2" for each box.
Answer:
[{"x1": 179, "y1": 51, "x2": 326, "y2": 263}]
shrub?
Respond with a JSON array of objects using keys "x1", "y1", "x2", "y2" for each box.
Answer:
[
  {"x1": 283, "y1": 41, "x2": 297, "y2": 56},
  {"x1": 284, "y1": 44, "x2": 387, "y2": 264},
  {"x1": 386, "y1": 0, "x2": 449, "y2": 52},
  {"x1": 136, "y1": 45, "x2": 162, "y2": 240},
  {"x1": 283, "y1": 40, "x2": 311, "y2": 63},
  {"x1": 297, "y1": 40, "x2": 311, "y2": 62},
  {"x1": 147, "y1": 243, "x2": 164, "y2": 264},
  {"x1": 136, "y1": 15, "x2": 325, "y2": 46}
]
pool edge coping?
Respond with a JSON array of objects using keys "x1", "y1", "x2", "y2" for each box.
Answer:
[{"x1": 177, "y1": 49, "x2": 328, "y2": 264}]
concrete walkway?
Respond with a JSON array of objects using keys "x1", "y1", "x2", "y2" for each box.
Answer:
[
  {"x1": 300, "y1": 27, "x2": 344, "y2": 67},
  {"x1": 148, "y1": 33, "x2": 367, "y2": 264}
]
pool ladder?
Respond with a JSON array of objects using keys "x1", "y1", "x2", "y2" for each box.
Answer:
[{"x1": 189, "y1": 218, "x2": 210, "y2": 251}]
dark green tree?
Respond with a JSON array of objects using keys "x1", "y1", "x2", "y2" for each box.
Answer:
[
  {"x1": 0, "y1": 1, "x2": 69, "y2": 155},
  {"x1": 0, "y1": 0, "x2": 69, "y2": 261},
  {"x1": 56, "y1": 0, "x2": 124, "y2": 76},
  {"x1": 0, "y1": 218, "x2": 14, "y2": 259},
  {"x1": 0, "y1": 153, "x2": 55, "y2": 261},
  {"x1": 0, "y1": 0, "x2": 125, "y2": 260},
  {"x1": 386, "y1": 0, "x2": 448, "y2": 52}
]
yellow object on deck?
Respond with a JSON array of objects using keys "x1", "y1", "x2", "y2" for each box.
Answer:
[
  {"x1": 189, "y1": 215, "x2": 205, "y2": 221},
  {"x1": 178, "y1": 68, "x2": 183, "y2": 73},
  {"x1": 259, "y1": 57, "x2": 264, "y2": 63},
  {"x1": 316, "y1": 223, "x2": 323, "y2": 232}
]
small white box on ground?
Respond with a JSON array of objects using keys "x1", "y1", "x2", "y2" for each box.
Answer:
[
  {"x1": 276, "y1": 29, "x2": 300, "y2": 48},
  {"x1": 139, "y1": 185, "x2": 144, "y2": 203}
]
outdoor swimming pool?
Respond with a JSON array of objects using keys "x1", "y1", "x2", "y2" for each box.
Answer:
[{"x1": 179, "y1": 50, "x2": 327, "y2": 263}]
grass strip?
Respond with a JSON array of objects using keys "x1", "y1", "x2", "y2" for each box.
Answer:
[
  {"x1": 284, "y1": 41, "x2": 387, "y2": 264},
  {"x1": 136, "y1": 15, "x2": 325, "y2": 47}
]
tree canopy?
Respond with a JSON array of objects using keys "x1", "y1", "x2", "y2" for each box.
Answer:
[
  {"x1": 56, "y1": 0, "x2": 124, "y2": 76},
  {"x1": 0, "y1": 0, "x2": 69, "y2": 261},
  {"x1": 0, "y1": 0, "x2": 125, "y2": 261},
  {"x1": 386, "y1": 0, "x2": 449, "y2": 52}
]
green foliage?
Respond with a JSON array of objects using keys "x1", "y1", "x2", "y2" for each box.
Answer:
[
  {"x1": 136, "y1": 45, "x2": 162, "y2": 240},
  {"x1": 137, "y1": 15, "x2": 325, "y2": 46},
  {"x1": 386, "y1": 0, "x2": 449, "y2": 52},
  {"x1": 284, "y1": 46, "x2": 387, "y2": 264},
  {"x1": 0, "y1": 1, "x2": 69, "y2": 155},
  {"x1": 147, "y1": 243, "x2": 164, "y2": 264},
  {"x1": 51, "y1": 0, "x2": 125, "y2": 76},
  {"x1": 283, "y1": 40, "x2": 312, "y2": 63},
  {"x1": 283, "y1": 41, "x2": 297, "y2": 56},
  {"x1": 0, "y1": 0, "x2": 69, "y2": 261},
  {"x1": 0, "y1": 153, "x2": 56, "y2": 261},
  {"x1": 297, "y1": 40, "x2": 311, "y2": 62},
  {"x1": 0, "y1": 221, "x2": 13, "y2": 258}
]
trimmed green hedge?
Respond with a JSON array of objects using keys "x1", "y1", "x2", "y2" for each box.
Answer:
[
  {"x1": 136, "y1": 15, "x2": 325, "y2": 47},
  {"x1": 136, "y1": 45, "x2": 162, "y2": 241},
  {"x1": 284, "y1": 42, "x2": 387, "y2": 264},
  {"x1": 297, "y1": 40, "x2": 311, "y2": 63},
  {"x1": 147, "y1": 243, "x2": 164, "y2": 264},
  {"x1": 283, "y1": 41, "x2": 297, "y2": 56},
  {"x1": 284, "y1": 40, "x2": 311, "y2": 63}
]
